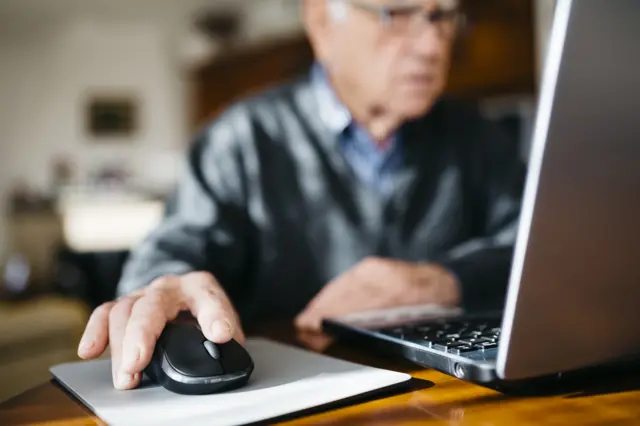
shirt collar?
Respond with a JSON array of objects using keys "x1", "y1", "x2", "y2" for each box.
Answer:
[
  {"x1": 311, "y1": 63, "x2": 352, "y2": 135},
  {"x1": 310, "y1": 63, "x2": 403, "y2": 153}
]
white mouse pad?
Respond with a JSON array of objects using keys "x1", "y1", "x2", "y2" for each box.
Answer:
[{"x1": 50, "y1": 338, "x2": 412, "y2": 426}]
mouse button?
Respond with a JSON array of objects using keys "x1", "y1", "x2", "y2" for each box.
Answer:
[
  {"x1": 166, "y1": 349, "x2": 225, "y2": 378},
  {"x1": 203, "y1": 340, "x2": 221, "y2": 359},
  {"x1": 219, "y1": 340, "x2": 252, "y2": 373},
  {"x1": 164, "y1": 326, "x2": 224, "y2": 377}
]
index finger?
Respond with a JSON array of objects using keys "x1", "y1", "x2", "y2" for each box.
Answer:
[{"x1": 182, "y1": 273, "x2": 245, "y2": 344}]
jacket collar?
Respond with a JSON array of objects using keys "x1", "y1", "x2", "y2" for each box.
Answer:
[{"x1": 311, "y1": 63, "x2": 352, "y2": 135}]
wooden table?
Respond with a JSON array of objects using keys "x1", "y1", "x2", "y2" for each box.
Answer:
[{"x1": 1, "y1": 321, "x2": 640, "y2": 425}]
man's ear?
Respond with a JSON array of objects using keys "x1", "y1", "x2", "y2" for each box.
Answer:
[{"x1": 302, "y1": 0, "x2": 332, "y2": 63}]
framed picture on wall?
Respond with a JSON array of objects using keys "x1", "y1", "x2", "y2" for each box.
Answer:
[{"x1": 85, "y1": 93, "x2": 139, "y2": 139}]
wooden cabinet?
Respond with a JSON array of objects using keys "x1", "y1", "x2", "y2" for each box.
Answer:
[
  {"x1": 5, "y1": 211, "x2": 63, "y2": 293},
  {"x1": 449, "y1": 0, "x2": 537, "y2": 97},
  {"x1": 193, "y1": 36, "x2": 314, "y2": 127},
  {"x1": 192, "y1": 0, "x2": 536, "y2": 128}
]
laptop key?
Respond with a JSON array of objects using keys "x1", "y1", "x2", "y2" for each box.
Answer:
[
  {"x1": 473, "y1": 342, "x2": 498, "y2": 350},
  {"x1": 458, "y1": 338, "x2": 483, "y2": 345},
  {"x1": 431, "y1": 338, "x2": 457, "y2": 346},
  {"x1": 461, "y1": 331, "x2": 482, "y2": 338},
  {"x1": 448, "y1": 345, "x2": 475, "y2": 354},
  {"x1": 447, "y1": 342, "x2": 470, "y2": 348}
]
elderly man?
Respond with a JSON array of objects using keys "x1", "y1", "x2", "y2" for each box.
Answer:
[{"x1": 78, "y1": 0, "x2": 525, "y2": 390}]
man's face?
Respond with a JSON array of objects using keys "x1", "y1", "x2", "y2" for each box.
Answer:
[{"x1": 308, "y1": 0, "x2": 460, "y2": 121}]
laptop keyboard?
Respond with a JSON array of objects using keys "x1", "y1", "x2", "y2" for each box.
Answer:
[{"x1": 375, "y1": 316, "x2": 501, "y2": 355}]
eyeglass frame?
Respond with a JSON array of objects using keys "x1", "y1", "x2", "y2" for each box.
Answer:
[{"x1": 337, "y1": 0, "x2": 467, "y2": 36}]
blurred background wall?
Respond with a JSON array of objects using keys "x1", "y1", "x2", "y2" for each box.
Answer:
[{"x1": 0, "y1": 0, "x2": 306, "y2": 262}]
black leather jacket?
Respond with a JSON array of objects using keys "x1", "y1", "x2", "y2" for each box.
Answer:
[{"x1": 117, "y1": 75, "x2": 526, "y2": 326}]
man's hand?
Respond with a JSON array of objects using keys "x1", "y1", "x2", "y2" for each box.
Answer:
[
  {"x1": 77, "y1": 272, "x2": 244, "y2": 391},
  {"x1": 295, "y1": 257, "x2": 461, "y2": 331}
]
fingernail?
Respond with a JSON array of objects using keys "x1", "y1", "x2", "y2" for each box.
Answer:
[
  {"x1": 211, "y1": 320, "x2": 232, "y2": 341},
  {"x1": 116, "y1": 372, "x2": 134, "y2": 389}
]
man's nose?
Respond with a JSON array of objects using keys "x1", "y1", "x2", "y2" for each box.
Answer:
[{"x1": 409, "y1": 24, "x2": 445, "y2": 59}]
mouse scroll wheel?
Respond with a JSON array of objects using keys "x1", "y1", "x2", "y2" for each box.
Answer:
[{"x1": 203, "y1": 340, "x2": 221, "y2": 359}]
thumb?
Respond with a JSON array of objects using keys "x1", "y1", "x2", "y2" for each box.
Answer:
[{"x1": 295, "y1": 308, "x2": 323, "y2": 332}]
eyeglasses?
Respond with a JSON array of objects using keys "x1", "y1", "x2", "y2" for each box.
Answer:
[{"x1": 342, "y1": 0, "x2": 465, "y2": 37}]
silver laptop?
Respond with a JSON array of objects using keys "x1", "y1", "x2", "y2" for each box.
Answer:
[{"x1": 323, "y1": 0, "x2": 640, "y2": 384}]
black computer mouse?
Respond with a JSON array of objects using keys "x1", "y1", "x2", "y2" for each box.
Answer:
[{"x1": 144, "y1": 322, "x2": 254, "y2": 395}]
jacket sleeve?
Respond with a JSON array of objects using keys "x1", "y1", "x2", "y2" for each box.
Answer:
[
  {"x1": 438, "y1": 118, "x2": 527, "y2": 312},
  {"x1": 116, "y1": 113, "x2": 251, "y2": 304}
]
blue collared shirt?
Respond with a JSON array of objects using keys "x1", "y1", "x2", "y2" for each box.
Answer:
[{"x1": 312, "y1": 65, "x2": 404, "y2": 196}]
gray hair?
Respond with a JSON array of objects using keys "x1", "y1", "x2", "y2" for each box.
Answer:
[{"x1": 327, "y1": 0, "x2": 349, "y2": 22}]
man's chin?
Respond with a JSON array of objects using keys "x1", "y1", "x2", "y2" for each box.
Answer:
[
  {"x1": 387, "y1": 85, "x2": 440, "y2": 118},
  {"x1": 395, "y1": 98, "x2": 438, "y2": 120}
]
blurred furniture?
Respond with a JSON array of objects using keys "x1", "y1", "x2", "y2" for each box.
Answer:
[
  {"x1": 52, "y1": 191, "x2": 164, "y2": 308},
  {"x1": 479, "y1": 94, "x2": 537, "y2": 160},
  {"x1": 5, "y1": 190, "x2": 164, "y2": 308},
  {"x1": 54, "y1": 248, "x2": 129, "y2": 310},
  {"x1": 448, "y1": 0, "x2": 537, "y2": 98},
  {"x1": 5, "y1": 210, "x2": 63, "y2": 296},
  {"x1": 193, "y1": 34, "x2": 314, "y2": 127},
  {"x1": 2, "y1": 320, "x2": 640, "y2": 425},
  {"x1": 192, "y1": 0, "x2": 536, "y2": 129},
  {"x1": 0, "y1": 296, "x2": 90, "y2": 403},
  {"x1": 56, "y1": 190, "x2": 164, "y2": 254}
]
